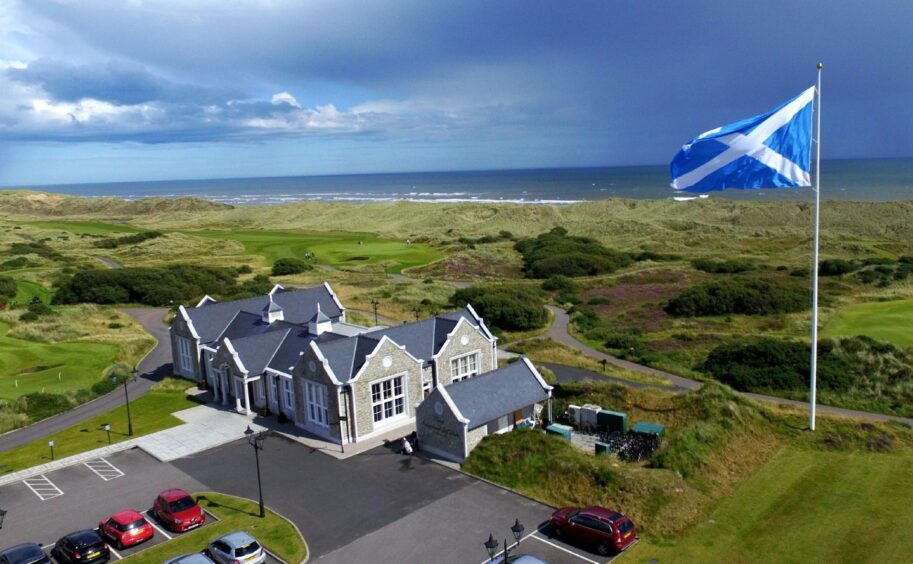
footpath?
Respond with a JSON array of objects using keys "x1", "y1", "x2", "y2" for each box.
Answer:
[{"x1": 543, "y1": 305, "x2": 913, "y2": 428}]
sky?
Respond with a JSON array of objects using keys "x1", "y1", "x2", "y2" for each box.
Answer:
[{"x1": 0, "y1": 0, "x2": 911, "y2": 186}]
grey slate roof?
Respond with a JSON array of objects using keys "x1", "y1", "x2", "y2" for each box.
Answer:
[
  {"x1": 228, "y1": 329, "x2": 291, "y2": 376},
  {"x1": 444, "y1": 359, "x2": 550, "y2": 429},
  {"x1": 267, "y1": 328, "x2": 344, "y2": 374},
  {"x1": 185, "y1": 285, "x2": 343, "y2": 344},
  {"x1": 310, "y1": 305, "x2": 331, "y2": 323},
  {"x1": 315, "y1": 334, "x2": 381, "y2": 382},
  {"x1": 264, "y1": 297, "x2": 283, "y2": 313},
  {"x1": 360, "y1": 309, "x2": 478, "y2": 363}
]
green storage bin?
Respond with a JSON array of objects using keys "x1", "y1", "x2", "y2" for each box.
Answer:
[
  {"x1": 546, "y1": 423, "x2": 572, "y2": 440},
  {"x1": 631, "y1": 422, "x2": 666, "y2": 437},
  {"x1": 597, "y1": 409, "x2": 628, "y2": 433},
  {"x1": 594, "y1": 442, "x2": 611, "y2": 456}
]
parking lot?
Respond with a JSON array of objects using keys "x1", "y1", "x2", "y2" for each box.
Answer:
[
  {"x1": 2, "y1": 437, "x2": 629, "y2": 563},
  {"x1": 0, "y1": 448, "x2": 269, "y2": 562}
]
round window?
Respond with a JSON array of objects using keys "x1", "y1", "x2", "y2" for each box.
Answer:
[
  {"x1": 308, "y1": 360, "x2": 317, "y2": 373},
  {"x1": 434, "y1": 401, "x2": 444, "y2": 416},
  {"x1": 382, "y1": 356, "x2": 393, "y2": 368},
  {"x1": 460, "y1": 335, "x2": 469, "y2": 346}
]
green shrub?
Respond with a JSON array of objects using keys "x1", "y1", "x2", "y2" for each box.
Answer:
[
  {"x1": 514, "y1": 227, "x2": 633, "y2": 278},
  {"x1": 93, "y1": 231, "x2": 162, "y2": 249},
  {"x1": 17, "y1": 392, "x2": 72, "y2": 421},
  {"x1": 541, "y1": 275, "x2": 576, "y2": 293},
  {"x1": 451, "y1": 285, "x2": 548, "y2": 331},
  {"x1": 665, "y1": 276, "x2": 809, "y2": 317},
  {"x1": 0, "y1": 275, "x2": 15, "y2": 302},
  {"x1": 0, "y1": 256, "x2": 30, "y2": 269},
  {"x1": 691, "y1": 257, "x2": 757, "y2": 274},
  {"x1": 237, "y1": 264, "x2": 253, "y2": 274},
  {"x1": 587, "y1": 296, "x2": 611, "y2": 306},
  {"x1": 271, "y1": 258, "x2": 312, "y2": 276},
  {"x1": 819, "y1": 259, "x2": 859, "y2": 276}
]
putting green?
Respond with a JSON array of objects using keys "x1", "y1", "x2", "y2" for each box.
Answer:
[
  {"x1": 179, "y1": 229, "x2": 442, "y2": 274},
  {"x1": 822, "y1": 299, "x2": 913, "y2": 348},
  {"x1": 636, "y1": 446, "x2": 913, "y2": 563},
  {"x1": 0, "y1": 321, "x2": 118, "y2": 400}
]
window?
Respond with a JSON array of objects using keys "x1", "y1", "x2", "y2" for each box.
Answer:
[
  {"x1": 371, "y1": 375, "x2": 405, "y2": 423},
  {"x1": 282, "y1": 378, "x2": 295, "y2": 409},
  {"x1": 450, "y1": 352, "x2": 479, "y2": 382},
  {"x1": 305, "y1": 381, "x2": 329, "y2": 427},
  {"x1": 177, "y1": 337, "x2": 194, "y2": 371},
  {"x1": 269, "y1": 375, "x2": 279, "y2": 405}
]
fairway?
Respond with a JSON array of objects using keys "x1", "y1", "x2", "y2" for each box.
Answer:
[
  {"x1": 14, "y1": 279, "x2": 53, "y2": 305},
  {"x1": 822, "y1": 299, "x2": 913, "y2": 347},
  {"x1": 0, "y1": 321, "x2": 119, "y2": 400},
  {"x1": 179, "y1": 229, "x2": 442, "y2": 273},
  {"x1": 634, "y1": 446, "x2": 913, "y2": 563}
]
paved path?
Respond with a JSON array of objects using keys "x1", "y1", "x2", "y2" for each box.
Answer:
[
  {"x1": 0, "y1": 307, "x2": 172, "y2": 451},
  {"x1": 543, "y1": 306, "x2": 913, "y2": 427},
  {"x1": 97, "y1": 256, "x2": 122, "y2": 269}
]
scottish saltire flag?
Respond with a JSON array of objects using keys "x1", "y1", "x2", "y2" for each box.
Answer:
[{"x1": 671, "y1": 86, "x2": 815, "y2": 193}]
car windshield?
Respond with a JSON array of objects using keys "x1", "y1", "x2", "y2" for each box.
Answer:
[
  {"x1": 234, "y1": 542, "x2": 261, "y2": 557},
  {"x1": 168, "y1": 497, "x2": 197, "y2": 512},
  {"x1": 617, "y1": 519, "x2": 634, "y2": 534},
  {"x1": 125, "y1": 518, "x2": 147, "y2": 530}
]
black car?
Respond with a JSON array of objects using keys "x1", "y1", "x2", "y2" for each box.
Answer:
[
  {"x1": 0, "y1": 544, "x2": 50, "y2": 564},
  {"x1": 51, "y1": 531, "x2": 109, "y2": 564}
]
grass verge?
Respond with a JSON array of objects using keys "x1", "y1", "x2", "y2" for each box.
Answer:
[
  {"x1": 123, "y1": 492, "x2": 307, "y2": 564},
  {"x1": 0, "y1": 378, "x2": 202, "y2": 474}
]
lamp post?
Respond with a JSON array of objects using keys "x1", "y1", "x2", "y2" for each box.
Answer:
[
  {"x1": 114, "y1": 368, "x2": 135, "y2": 437},
  {"x1": 412, "y1": 307, "x2": 420, "y2": 321},
  {"x1": 600, "y1": 358, "x2": 607, "y2": 372},
  {"x1": 244, "y1": 425, "x2": 268, "y2": 518},
  {"x1": 104, "y1": 423, "x2": 111, "y2": 445},
  {"x1": 0, "y1": 508, "x2": 7, "y2": 529},
  {"x1": 48, "y1": 440, "x2": 55, "y2": 461},
  {"x1": 483, "y1": 518, "x2": 525, "y2": 562},
  {"x1": 371, "y1": 299, "x2": 380, "y2": 325}
]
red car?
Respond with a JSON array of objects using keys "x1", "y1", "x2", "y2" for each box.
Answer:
[
  {"x1": 98, "y1": 509, "x2": 154, "y2": 549},
  {"x1": 550, "y1": 506, "x2": 638, "y2": 556},
  {"x1": 153, "y1": 489, "x2": 205, "y2": 532}
]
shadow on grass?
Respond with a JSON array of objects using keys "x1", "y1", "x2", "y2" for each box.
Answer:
[{"x1": 196, "y1": 494, "x2": 259, "y2": 518}]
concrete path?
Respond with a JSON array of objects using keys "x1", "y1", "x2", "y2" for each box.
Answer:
[
  {"x1": 543, "y1": 306, "x2": 913, "y2": 427},
  {"x1": 0, "y1": 307, "x2": 173, "y2": 451},
  {"x1": 0, "y1": 402, "x2": 266, "y2": 487},
  {"x1": 97, "y1": 255, "x2": 122, "y2": 269}
]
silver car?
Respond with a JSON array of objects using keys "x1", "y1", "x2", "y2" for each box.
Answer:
[
  {"x1": 206, "y1": 531, "x2": 266, "y2": 564},
  {"x1": 164, "y1": 553, "x2": 216, "y2": 564}
]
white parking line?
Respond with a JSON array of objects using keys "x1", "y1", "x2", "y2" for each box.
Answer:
[
  {"x1": 84, "y1": 458, "x2": 125, "y2": 481},
  {"x1": 529, "y1": 533, "x2": 601, "y2": 563},
  {"x1": 22, "y1": 475, "x2": 63, "y2": 501},
  {"x1": 108, "y1": 545, "x2": 122, "y2": 560},
  {"x1": 146, "y1": 514, "x2": 173, "y2": 540}
]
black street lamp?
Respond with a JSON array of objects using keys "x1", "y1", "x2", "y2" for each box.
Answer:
[
  {"x1": 48, "y1": 440, "x2": 55, "y2": 461},
  {"x1": 114, "y1": 368, "x2": 135, "y2": 436},
  {"x1": 104, "y1": 423, "x2": 111, "y2": 445},
  {"x1": 244, "y1": 425, "x2": 268, "y2": 518},
  {"x1": 0, "y1": 508, "x2": 7, "y2": 529},
  {"x1": 412, "y1": 307, "x2": 421, "y2": 321},
  {"x1": 484, "y1": 518, "x2": 525, "y2": 562},
  {"x1": 371, "y1": 299, "x2": 380, "y2": 325}
]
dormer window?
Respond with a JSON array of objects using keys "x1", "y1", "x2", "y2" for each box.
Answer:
[{"x1": 262, "y1": 296, "x2": 284, "y2": 323}]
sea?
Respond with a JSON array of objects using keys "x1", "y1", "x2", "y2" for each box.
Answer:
[{"x1": 11, "y1": 159, "x2": 913, "y2": 206}]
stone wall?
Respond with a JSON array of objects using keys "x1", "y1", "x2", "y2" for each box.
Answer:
[
  {"x1": 170, "y1": 313, "x2": 201, "y2": 381},
  {"x1": 348, "y1": 338, "x2": 424, "y2": 439},
  {"x1": 434, "y1": 319, "x2": 496, "y2": 386},
  {"x1": 416, "y1": 388, "x2": 467, "y2": 462}
]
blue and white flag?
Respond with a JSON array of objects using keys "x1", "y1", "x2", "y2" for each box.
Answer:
[{"x1": 671, "y1": 86, "x2": 815, "y2": 193}]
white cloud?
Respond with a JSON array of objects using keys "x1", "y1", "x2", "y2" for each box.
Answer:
[{"x1": 270, "y1": 91, "x2": 300, "y2": 107}]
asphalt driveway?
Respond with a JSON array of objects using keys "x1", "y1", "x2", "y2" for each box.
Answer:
[{"x1": 173, "y1": 435, "x2": 604, "y2": 563}]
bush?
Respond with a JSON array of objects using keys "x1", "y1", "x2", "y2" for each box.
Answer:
[
  {"x1": 93, "y1": 231, "x2": 162, "y2": 249},
  {"x1": 271, "y1": 258, "x2": 312, "y2": 276},
  {"x1": 237, "y1": 264, "x2": 253, "y2": 274},
  {"x1": 691, "y1": 258, "x2": 757, "y2": 274},
  {"x1": 450, "y1": 285, "x2": 548, "y2": 331},
  {"x1": 53, "y1": 265, "x2": 268, "y2": 306},
  {"x1": 819, "y1": 259, "x2": 859, "y2": 276},
  {"x1": 0, "y1": 275, "x2": 15, "y2": 302},
  {"x1": 541, "y1": 275, "x2": 576, "y2": 293},
  {"x1": 18, "y1": 392, "x2": 72, "y2": 421},
  {"x1": 514, "y1": 227, "x2": 633, "y2": 278},
  {"x1": 665, "y1": 277, "x2": 809, "y2": 317},
  {"x1": 0, "y1": 256, "x2": 30, "y2": 269}
]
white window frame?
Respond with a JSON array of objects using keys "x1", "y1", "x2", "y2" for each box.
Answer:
[
  {"x1": 305, "y1": 381, "x2": 329, "y2": 427},
  {"x1": 450, "y1": 351, "x2": 480, "y2": 383},
  {"x1": 269, "y1": 375, "x2": 279, "y2": 406},
  {"x1": 371, "y1": 374, "x2": 406, "y2": 424},
  {"x1": 282, "y1": 378, "x2": 295, "y2": 410},
  {"x1": 177, "y1": 337, "x2": 194, "y2": 372}
]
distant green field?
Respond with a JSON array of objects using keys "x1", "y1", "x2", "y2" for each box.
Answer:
[
  {"x1": 179, "y1": 229, "x2": 442, "y2": 274},
  {"x1": 20, "y1": 220, "x2": 142, "y2": 235},
  {"x1": 0, "y1": 321, "x2": 118, "y2": 399},
  {"x1": 822, "y1": 299, "x2": 913, "y2": 347},
  {"x1": 14, "y1": 279, "x2": 53, "y2": 304},
  {"x1": 635, "y1": 446, "x2": 913, "y2": 563}
]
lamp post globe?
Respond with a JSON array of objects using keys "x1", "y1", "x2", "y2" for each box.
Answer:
[{"x1": 484, "y1": 533, "x2": 498, "y2": 562}]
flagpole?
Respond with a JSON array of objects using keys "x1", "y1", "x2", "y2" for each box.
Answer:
[{"x1": 809, "y1": 63, "x2": 823, "y2": 431}]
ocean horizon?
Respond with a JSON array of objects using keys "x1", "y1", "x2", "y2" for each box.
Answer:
[{"x1": 4, "y1": 158, "x2": 912, "y2": 206}]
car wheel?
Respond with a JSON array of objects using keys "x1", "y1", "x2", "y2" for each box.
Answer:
[{"x1": 596, "y1": 543, "x2": 610, "y2": 556}]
